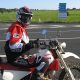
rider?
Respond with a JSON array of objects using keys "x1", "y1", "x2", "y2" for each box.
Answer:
[
  {"x1": 4, "y1": 6, "x2": 52, "y2": 79},
  {"x1": 5, "y1": 6, "x2": 33, "y2": 63}
]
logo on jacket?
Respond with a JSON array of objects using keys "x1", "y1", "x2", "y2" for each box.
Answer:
[{"x1": 13, "y1": 33, "x2": 19, "y2": 38}]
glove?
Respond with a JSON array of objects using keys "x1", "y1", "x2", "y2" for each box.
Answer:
[
  {"x1": 37, "y1": 72, "x2": 49, "y2": 80},
  {"x1": 29, "y1": 38, "x2": 39, "y2": 48},
  {"x1": 33, "y1": 38, "x2": 40, "y2": 48},
  {"x1": 23, "y1": 39, "x2": 39, "y2": 52},
  {"x1": 49, "y1": 40, "x2": 58, "y2": 48}
]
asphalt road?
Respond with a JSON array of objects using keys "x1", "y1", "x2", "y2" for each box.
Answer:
[
  {"x1": 0, "y1": 23, "x2": 80, "y2": 79},
  {"x1": 0, "y1": 23, "x2": 80, "y2": 57}
]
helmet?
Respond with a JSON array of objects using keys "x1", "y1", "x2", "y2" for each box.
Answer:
[{"x1": 16, "y1": 6, "x2": 33, "y2": 24}]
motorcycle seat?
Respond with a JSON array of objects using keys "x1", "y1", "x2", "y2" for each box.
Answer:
[
  {"x1": 0, "y1": 56, "x2": 35, "y2": 71},
  {"x1": 0, "y1": 63, "x2": 35, "y2": 71}
]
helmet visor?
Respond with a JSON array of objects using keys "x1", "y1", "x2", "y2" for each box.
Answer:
[{"x1": 20, "y1": 13, "x2": 32, "y2": 23}]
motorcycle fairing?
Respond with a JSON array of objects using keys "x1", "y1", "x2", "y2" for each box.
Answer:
[
  {"x1": 0, "y1": 63, "x2": 35, "y2": 80},
  {"x1": 48, "y1": 59, "x2": 60, "y2": 71},
  {"x1": 0, "y1": 63, "x2": 35, "y2": 71},
  {"x1": 62, "y1": 52, "x2": 80, "y2": 59},
  {"x1": 2, "y1": 70, "x2": 31, "y2": 80}
]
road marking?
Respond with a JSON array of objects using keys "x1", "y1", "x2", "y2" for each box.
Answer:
[
  {"x1": 0, "y1": 55, "x2": 6, "y2": 57},
  {"x1": 0, "y1": 28, "x2": 8, "y2": 30},
  {"x1": 0, "y1": 24, "x2": 80, "y2": 30},
  {"x1": 0, "y1": 26, "x2": 63, "y2": 30},
  {"x1": 0, "y1": 25, "x2": 80, "y2": 41},
  {"x1": 28, "y1": 29, "x2": 80, "y2": 33},
  {"x1": 0, "y1": 37, "x2": 80, "y2": 42}
]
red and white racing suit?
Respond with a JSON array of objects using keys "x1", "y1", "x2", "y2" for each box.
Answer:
[
  {"x1": 6, "y1": 21, "x2": 29, "y2": 51},
  {"x1": 5, "y1": 21, "x2": 32, "y2": 63}
]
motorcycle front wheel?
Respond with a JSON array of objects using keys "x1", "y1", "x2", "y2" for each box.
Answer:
[{"x1": 59, "y1": 58, "x2": 80, "y2": 80}]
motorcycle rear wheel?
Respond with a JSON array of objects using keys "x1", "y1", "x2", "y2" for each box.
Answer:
[{"x1": 59, "y1": 58, "x2": 80, "y2": 80}]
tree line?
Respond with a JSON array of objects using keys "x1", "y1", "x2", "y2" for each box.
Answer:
[
  {"x1": 0, "y1": 8, "x2": 37, "y2": 13},
  {"x1": 0, "y1": 8, "x2": 17, "y2": 13},
  {"x1": 0, "y1": 8, "x2": 80, "y2": 13}
]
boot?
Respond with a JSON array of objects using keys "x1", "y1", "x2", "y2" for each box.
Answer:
[{"x1": 37, "y1": 72, "x2": 49, "y2": 80}]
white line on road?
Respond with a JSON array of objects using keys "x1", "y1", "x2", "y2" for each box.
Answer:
[
  {"x1": 0, "y1": 55, "x2": 6, "y2": 57},
  {"x1": 0, "y1": 26, "x2": 63, "y2": 30},
  {"x1": 0, "y1": 24, "x2": 80, "y2": 30},
  {"x1": 1, "y1": 37, "x2": 80, "y2": 42},
  {"x1": 28, "y1": 29, "x2": 80, "y2": 33}
]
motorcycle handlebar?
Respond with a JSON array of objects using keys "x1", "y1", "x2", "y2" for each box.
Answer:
[{"x1": 33, "y1": 39, "x2": 60, "y2": 49}]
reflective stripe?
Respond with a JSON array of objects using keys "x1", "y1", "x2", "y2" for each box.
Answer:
[
  {"x1": 10, "y1": 48, "x2": 22, "y2": 52},
  {"x1": 36, "y1": 62, "x2": 46, "y2": 71},
  {"x1": 22, "y1": 32, "x2": 29, "y2": 44},
  {"x1": 9, "y1": 42, "x2": 23, "y2": 49},
  {"x1": 6, "y1": 32, "x2": 11, "y2": 41}
]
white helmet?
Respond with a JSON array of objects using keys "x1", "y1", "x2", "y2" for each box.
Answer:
[{"x1": 16, "y1": 6, "x2": 33, "y2": 24}]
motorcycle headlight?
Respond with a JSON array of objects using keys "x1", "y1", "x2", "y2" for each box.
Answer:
[{"x1": 60, "y1": 42, "x2": 66, "y2": 48}]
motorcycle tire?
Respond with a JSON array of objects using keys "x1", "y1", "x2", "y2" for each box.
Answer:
[{"x1": 59, "y1": 58, "x2": 80, "y2": 80}]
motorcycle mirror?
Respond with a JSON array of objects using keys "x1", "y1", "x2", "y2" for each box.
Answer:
[
  {"x1": 41, "y1": 29, "x2": 48, "y2": 42},
  {"x1": 60, "y1": 42, "x2": 66, "y2": 48},
  {"x1": 41, "y1": 29, "x2": 48, "y2": 35}
]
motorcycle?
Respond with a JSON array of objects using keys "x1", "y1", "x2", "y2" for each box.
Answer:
[{"x1": 0, "y1": 39, "x2": 80, "y2": 80}]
